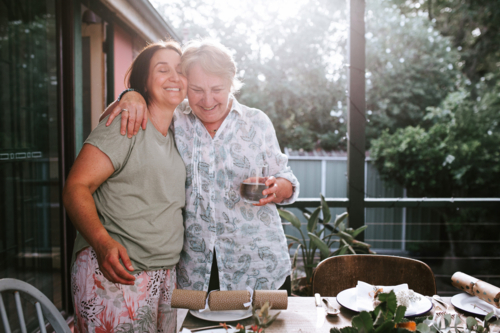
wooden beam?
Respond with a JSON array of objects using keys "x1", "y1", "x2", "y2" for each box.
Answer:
[
  {"x1": 347, "y1": 0, "x2": 366, "y2": 238},
  {"x1": 56, "y1": 0, "x2": 77, "y2": 315}
]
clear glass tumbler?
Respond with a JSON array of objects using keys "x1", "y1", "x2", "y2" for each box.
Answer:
[{"x1": 240, "y1": 164, "x2": 269, "y2": 204}]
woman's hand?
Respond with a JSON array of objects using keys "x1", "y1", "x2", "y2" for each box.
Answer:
[
  {"x1": 253, "y1": 176, "x2": 293, "y2": 206},
  {"x1": 101, "y1": 91, "x2": 148, "y2": 138},
  {"x1": 93, "y1": 237, "x2": 136, "y2": 285}
]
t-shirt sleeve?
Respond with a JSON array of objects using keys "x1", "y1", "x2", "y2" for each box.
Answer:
[{"x1": 84, "y1": 115, "x2": 134, "y2": 172}]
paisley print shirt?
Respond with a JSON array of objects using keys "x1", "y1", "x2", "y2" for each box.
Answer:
[{"x1": 173, "y1": 97, "x2": 299, "y2": 291}]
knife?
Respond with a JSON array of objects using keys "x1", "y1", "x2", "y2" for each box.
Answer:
[
  {"x1": 473, "y1": 303, "x2": 500, "y2": 319},
  {"x1": 186, "y1": 324, "x2": 234, "y2": 332},
  {"x1": 315, "y1": 293, "x2": 326, "y2": 328},
  {"x1": 187, "y1": 325, "x2": 221, "y2": 332}
]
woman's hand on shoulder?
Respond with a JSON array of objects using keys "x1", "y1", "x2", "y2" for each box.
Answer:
[
  {"x1": 103, "y1": 91, "x2": 148, "y2": 138},
  {"x1": 93, "y1": 237, "x2": 136, "y2": 285}
]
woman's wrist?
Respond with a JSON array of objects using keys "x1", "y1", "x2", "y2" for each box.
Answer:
[
  {"x1": 276, "y1": 177, "x2": 294, "y2": 201},
  {"x1": 88, "y1": 228, "x2": 114, "y2": 250},
  {"x1": 118, "y1": 88, "x2": 135, "y2": 101}
]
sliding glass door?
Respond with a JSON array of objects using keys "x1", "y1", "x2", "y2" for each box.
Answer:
[{"x1": 0, "y1": 0, "x2": 62, "y2": 329}]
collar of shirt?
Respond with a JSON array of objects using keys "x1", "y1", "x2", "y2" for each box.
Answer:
[{"x1": 178, "y1": 95, "x2": 243, "y2": 116}]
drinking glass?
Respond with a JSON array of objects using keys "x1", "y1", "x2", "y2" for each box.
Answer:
[{"x1": 240, "y1": 164, "x2": 269, "y2": 204}]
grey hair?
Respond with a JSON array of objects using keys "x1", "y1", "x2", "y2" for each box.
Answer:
[{"x1": 181, "y1": 39, "x2": 243, "y2": 94}]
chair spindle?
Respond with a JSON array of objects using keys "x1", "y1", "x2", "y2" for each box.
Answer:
[
  {"x1": 35, "y1": 302, "x2": 47, "y2": 333},
  {"x1": 14, "y1": 291, "x2": 28, "y2": 333},
  {"x1": 0, "y1": 294, "x2": 12, "y2": 333}
]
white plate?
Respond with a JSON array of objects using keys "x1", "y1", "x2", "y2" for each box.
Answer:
[
  {"x1": 451, "y1": 293, "x2": 492, "y2": 316},
  {"x1": 336, "y1": 287, "x2": 432, "y2": 317},
  {"x1": 189, "y1": 307, "x2": 253, "y2": 322}
]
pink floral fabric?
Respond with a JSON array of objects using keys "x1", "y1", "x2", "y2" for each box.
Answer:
[{"x1": 71, "y1": 247, "x2": 177, "y2": 333}]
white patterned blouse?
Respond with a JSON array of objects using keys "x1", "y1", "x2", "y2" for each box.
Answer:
[{"x1": 173, "y1": 97, "x2": 300, "y2": 291}]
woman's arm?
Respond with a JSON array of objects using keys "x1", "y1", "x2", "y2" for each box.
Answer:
[
  {"x1": 100, "y1": 91, "x2": 148, "y2": 138},
  {"x1": 63, "y1": 144, "x2": 136, "y2": 285},
  {"x1": 254, "y1": 115, "x2": 300, "y2": 206}
]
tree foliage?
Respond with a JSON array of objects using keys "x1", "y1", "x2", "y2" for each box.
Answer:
[
  {"x1": 155, "y1": 0, "x2": 348, "y2": 151},
  {"x1": 390, "y1": 0, "x2": 500, "y2": 83},
  {"x1": 371, "y1": 74, "x2": 500, "y2": 198},
  {"x1": 370, "y1": 0, "x2": 500, "y2": 198},
  {"x1": 154, "y1": 0, "x2": 463, "y2": 151},
  {"x1": 365, "y1": 1, "x2": 461, "y2": 140}
]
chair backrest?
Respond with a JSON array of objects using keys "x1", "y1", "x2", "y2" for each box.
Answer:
[
  {"x1": 312, "y1": 255, "x2": 436, "y2": 297},
  {"x1": 0, "y1": 278, "x2": 72, "y2": 333}
]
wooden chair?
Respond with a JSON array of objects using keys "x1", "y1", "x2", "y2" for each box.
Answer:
[
  {"x1": 312, "y1": 255, "x2": 436, "y2": 297},
  {"x1": 0, "y1": 278, "x2": 72, "y2": 333}
]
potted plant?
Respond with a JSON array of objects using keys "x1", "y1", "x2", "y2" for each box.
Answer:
[{"x1": 279, "y1": 194, "x2": 373, "y2": 296}]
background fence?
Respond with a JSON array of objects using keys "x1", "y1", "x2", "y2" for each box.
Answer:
[{"x1": 282, "y1": 150, "x2": 500, "y2": 295}]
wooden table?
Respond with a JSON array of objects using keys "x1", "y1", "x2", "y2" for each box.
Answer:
[{"x1": 180, "y1": 297, "x2": 499, "y2": 333}]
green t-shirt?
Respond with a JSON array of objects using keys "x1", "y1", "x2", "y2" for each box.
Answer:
[{"x1": 71, "y1": 115, "x2": 186, "y2": 273}]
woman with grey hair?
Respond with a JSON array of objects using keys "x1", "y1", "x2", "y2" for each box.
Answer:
[{"x1": 103, "y1": 39, "x2": 300, "y2": 292}]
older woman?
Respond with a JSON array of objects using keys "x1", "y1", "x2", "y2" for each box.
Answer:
[
  {"x1": 63, "y1": 41, "x2": 186, "y2": 332},
  {"x1": 104, "y1": 40, "x2": 299, "y2": 292}
]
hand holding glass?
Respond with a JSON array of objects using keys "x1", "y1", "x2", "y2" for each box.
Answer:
[{"x1": 240, "y1": 164, "x2": 269, "y2": 204}]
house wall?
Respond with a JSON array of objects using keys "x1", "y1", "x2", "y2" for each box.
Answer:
[
  {"x1": 82, "y1": 22, "x2": 105, "y2": 130},
  {"x1": 114, "y1": 24, "x2": 134, "y2": 99}
]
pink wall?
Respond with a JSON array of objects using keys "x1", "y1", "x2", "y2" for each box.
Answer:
[{"x1": 114, "y1": 25, "x2": 134, "y2": 99}]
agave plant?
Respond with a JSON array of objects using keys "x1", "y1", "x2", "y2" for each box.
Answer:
[{"x1": 279, "y1": 194, "x2": 373, "y2": 295}]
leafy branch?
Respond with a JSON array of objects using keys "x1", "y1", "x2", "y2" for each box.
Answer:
[{"x1": 331, "y1": 291, "x2": 500, "y2": 333}]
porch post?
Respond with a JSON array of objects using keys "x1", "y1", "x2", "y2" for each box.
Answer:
[{"x1": 347, "y1": 0, "x2": 366, "y2": 237}]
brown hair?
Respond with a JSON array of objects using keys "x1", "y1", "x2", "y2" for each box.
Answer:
[{"x1": 125, "y1": 40, "x2": 182, "y2": 104}]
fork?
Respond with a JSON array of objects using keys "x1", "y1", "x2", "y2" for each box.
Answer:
[
  {"x1": 435, "y1": 312, "x2": 470, "y2": 329},
  {"x1": 436, "y1": 311, "x2": 455, "y2": 319},
  {"x1": 427, "y1": 296, "x2": 445, "y2": 312}
]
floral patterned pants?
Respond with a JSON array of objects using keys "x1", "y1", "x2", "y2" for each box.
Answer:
[{"x1": 71, "y1": 247, "x2": 177, "y2": 333}]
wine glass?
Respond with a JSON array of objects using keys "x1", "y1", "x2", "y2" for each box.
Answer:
[{"x1": 240, "y1": 164, "x2": 269, "y2": 204}]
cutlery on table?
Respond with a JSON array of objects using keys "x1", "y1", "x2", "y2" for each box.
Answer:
[
  {"x1": 473, "y1": 304, "x2": 491, "y2": 315},
  {"x1": 187, "y1": 324, "x2": 236, "y2": 332},
  {"x1": 315, "y1": 293, "x2": 326, "y2": 327},
  {"x1": 443, "y1": 313, "x2": 467, "y2": 329},
  {"x1": 433, "y1": 312, "x2": 445, "y2": 329},
  {"x1": 427, "y1": 296, "x2": 443, "y2": 312},
  {"x1": 322, "y1": 298, "x2": 340, "y2": 316},
  {"x1": 431, "y1": 295, "x2": 455, "y2": 328},
  {"x1": 432, "y1": 295, "x2": 450, "y2": 312},
  {"x1": 472, "y1": 303, "x2": 500, "y2": 319},
  {"x1": 435, "y1": 312, "x2": 467, "y2": 329}
]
